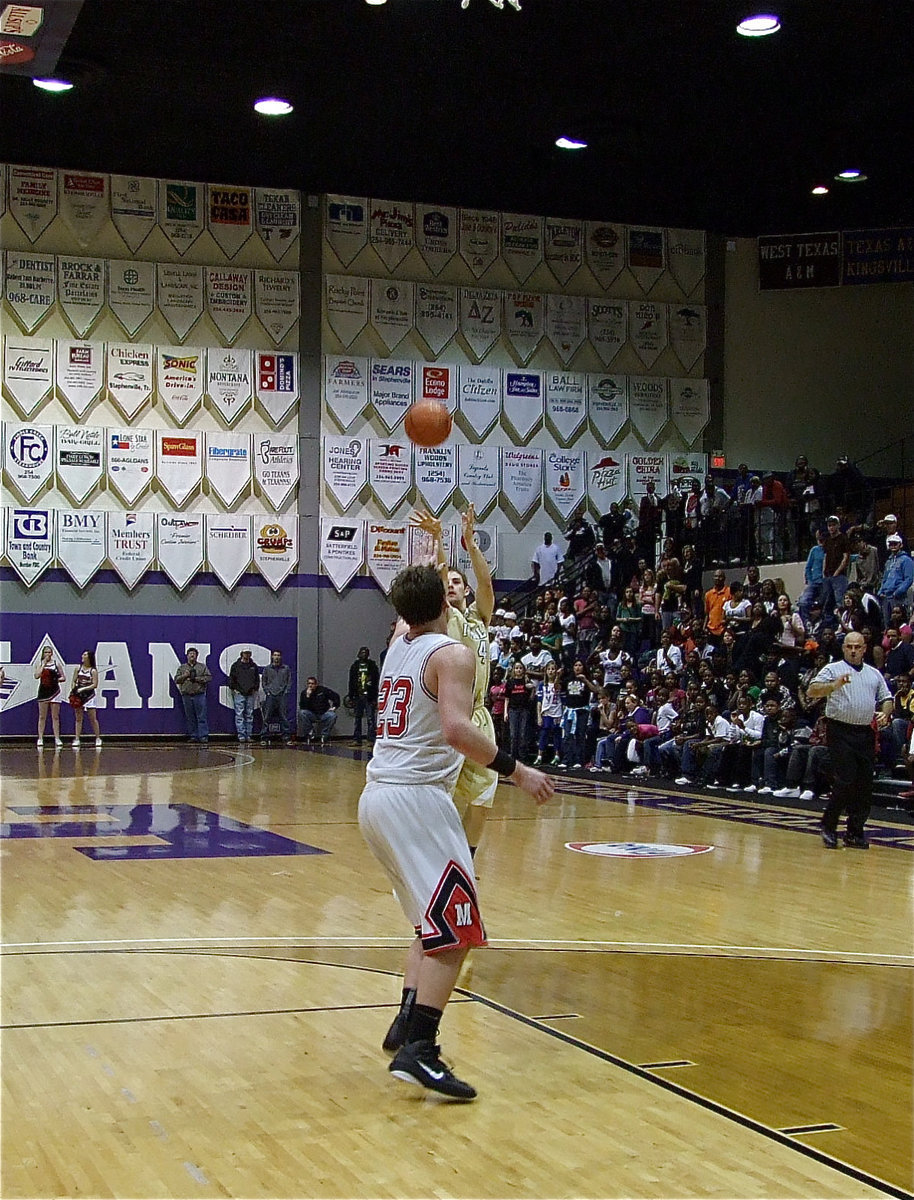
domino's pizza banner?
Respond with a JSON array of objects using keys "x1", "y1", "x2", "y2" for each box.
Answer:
[{"x1": 0, "y1": 613, "x2": 297, "y2": 736}]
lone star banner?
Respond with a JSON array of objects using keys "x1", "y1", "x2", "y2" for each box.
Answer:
[
  {"x1": 587, "y1": 373, "x2": 629, "y2": 446},
  {"x1": 206, "y1": 514, "x2": 253, "y2": 590},
  {"x1": 8, "y1": 165, "x2": 57, "y2": 241},
  {"x1": 110, "y1": 174, "x2": 157, "y2": 253},
  {"x1": 57, "y1": 255, "x2": 105, "y2": 337},
  {"x1": 255, "y1": 188, "x2": 300, "y2": 262},
  {"x1": 55, "y1": 340, "x2": 104, "y2": 418},
  {"x1": 158, "y1": 180, "x2": 205, "y2": 255},
  {"x1": 504, "y1": 291, "x2": 544, "y2": 364},
  {"x1": 206, "y1": 184, "x2": 253, "y2": 258},
  {"x1": 457, "y1": 365, "x2": 501, "y2": 439},
  {"x1": 254, "y1": 515, "x2": 298, "y2": 590},
  {"x1": 457, "y1": 443, "x2": 500, "y2": 517},
  {"x1": 585, "y1": 221, "x2": 626, "y2": 288},
  {"x1": 415, "y1": 282, "x2": 458, "y2": 356},
  {"x1": 107, "y1": 343, "x2": 153, "y2": 420},
  {"x1": 4, "y1": 251, "x2": 55, "y2": 333},
  {"x1": 319, "y1": 517, "x2": 365, "y2": 593},
  {"x1": 323, "y1": 435, "x2": 368, "y2": 512},
  {"x1": 459, "y1": 209, "x2": 499, "y2": 278},
  {"x1": 545, "y1": 371, "x2": 587, "y2": 445},
  {"x1": 55, "y1": 424, "x2": 104, "y2": 503},
  {"x1": 324, "y1": 354, "x2": 369, "y2": 430},
  {"x1": 157, "y1": 513, "x2": 205, "y2": 590},
  {"x1": 107, "y1": 428, "x2": 153, "y2": 505},
  {"x1": 415, "y1": 204, "x2": 457, "y2": 275},
  {"x1": 370, "y1": 359, "x2": 413, "y2": 432},
  {"x1": 57, "y1": 171, "x2": 109, "y2": 247},
  {"x1": 501, "y1": 369, "x2": 543, "y2": 442},
  {"x1": 629, "y1": 376, "x2": 669, "y2": 446},
  {"x1": 325, "y1": 274, "x2": 369, "y2": 347},
  {"x1": 369, "y1": 200, "x2": 415, "y2": 271},
  {"x1": 156, "y1": 262, "x2": 204, "y2": 342},
  {"x1": 544, "y1": 217, "x2": 583, "y2": 286},
  {"x1": 106, "y1": 510, "x2": 155, "y2": 589},
  {"x1": 4, "y1": 505, "x2": 54, "y2": 586},
  {"x1": 157, "y1": 346, "x2": 204, "y2": 425},
  {"x1": 3, "y1": 335, "x2": 53, "y2": 415},
  {"x1": 629, "y1": 300, "x2": 669, "y2": 368},
  {"x1": 205, "y1": 267, "x2": 253, "y2": 344},
  {"x1": 206, "y1": 347, "x2": 253, "y2": 427},
  {"x1": 204, "y1": 431, "x2": 252, "y2": 508},
  {"x1": 56, "y1": 509, "x2": 107, "y2": 588},
  {"x1": 107, "y1": 259, "x2": 155, "y2": 337},
  {"x1": 3, "y1": 422, "x2": 53, "y2": 501},
  {"x1": 501, "y1": 213, "x2": 544, "y2": 284},
  {"x1": 324, "y1": 195, "x2": 368, "y2": 267}
]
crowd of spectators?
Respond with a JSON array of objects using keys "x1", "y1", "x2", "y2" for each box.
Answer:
[{"x1": 486, "y1": 494, "x2": 913, "y2": 807}]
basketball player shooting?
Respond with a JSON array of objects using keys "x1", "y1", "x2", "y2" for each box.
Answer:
[
  {"x1": 410, "y1": 504, "x2": 498, "y2": 859},
  {"x1": 358, "y1": 565, "x2": 553, "y2": 1100}
]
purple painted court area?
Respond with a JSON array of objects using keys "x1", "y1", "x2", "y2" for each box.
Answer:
[{"x1": 1, "y1": 804, "x2": 328, "y2": 861}]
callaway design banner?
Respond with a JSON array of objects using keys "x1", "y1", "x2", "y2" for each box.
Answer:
[
  {"x1": 585, "y1": 221, "x2": 626, "y2": 288},
  {"x1": 324, "y1": 195, "x2": 368, "y2": 267},
  {"x1": 415, "y1": 282, "x2": 458, "y2": 356},
  {"x1": 369, "y1": 200, "x2": 415, "y2": 271},
  {"x1": 206, "y1": 184, "x2": 253, "y2": 258},
  {"x1": 55, "y1": 340, "x2": 104, "y2": 418},
  {"x1": 370, "y1": 359, "x2": 413, "y2": 432},
  {"x1": 629, "y1": 300, "x2": 669, "y2": 368},
  {"x1": 587, "y1": 373, "x2": 629, "y2": 445},
  {"x1": 459, "y1": 209, "x2": 499, "y2": 277},
  {"x1": 4, "y1": 506, "x2": 54, "y2": 586},
  {"x1": 157, "y1": 346, "x2": 204, "y2": 425},
  {"x1": 457, "y1": 365, "x2": 501, "y2": 439},
  {"x1": 158, "y1": 179, "x2": 205, "y2": 254},
  {"x1": 319, "y1": 517, "x2": 365, "y2": 592},
  {"x1": 323, "y1": 355, "x2": 369, "y2": 430},
  {"x1": 156, "y1": 429, "x2": 203, "y2": 506},
  {"x1": 366, "y1": 521, "x2": 409, "y2": 594},
  {"x1": 106, "y1": 510, "x2": 155, "y2": 588},
  {"x1": 414, "y1": 204, "x2": 457, "y2": 275},
  {"x1": 459, "y1": 288, "x2": 501, "y2": 359},
  {"x1": 3, "y1": 422, "x2": 53, "y2": 501},
  {"x1": 587, "y1": 449, "x2": 627, "y2": 510},
  {"x1": 110, "y1": 174, "x2": 158, "y2": 253},
  {"x1": 369, "y1": 278, "x2": 415, "y2": 352},
  {"x1": 107, "y1": 343, "x2": 153, "y2": 420},
  {"x1": 501, "y1": 369, "x2": 544, "y2": 442},
  {"x1": 156, "y1": 262, "x2": 204, "y2": 341},
  {"x1": 325, "y1": 274, "x2": 369, "y2": 346},
  {"x1": 205, "y1": 267, "x2": 253, "y2": 343},
  {"x1": 254, "y1": 269, "x2": 300, "y2": 345},
  {"x1": 157, "y1": 514, "x2": 205, "y2": 590},
  {"x1": 545, "y1": 371, "x2": 587, "y2": 444},
  {"x1": 55, "y1": 424, "x2": 104, "y2": 503},
  {"x1": 56, "y1": 510, "x2": 107, "y2": 588},
  {"x1": 57, "y1": 171, "x2": 109, "y2": 247},
  {"x1": 501, "y1": 213, "x2": 543, "y2": 283},
  {"x1": 669, "y1": 378, "x2": 710, "y2": 445},
  {"x1": 253, "y1": 432, "x2": 299, "y2": 509},
  {"x1": 503, "y1": 291, "x2": 543, "y2": 364},
  {"x1": 3, "y1": 335, "x2": 54, "y2": 415},
  {"x1": 457, "y1": 444, "x2": 500, "y2": 517},
  {"x1": 8, "y1": 165, "x2": 57, "y2": 241},
  {"x1": 544, "y1": 217, "x2": 583, "y2": 285},
  {"x1": 107, "y1": 258, "x2": 155, "y2": 336},
  {"x1": 415, "y1": 443, "x2": 457, "y2": 516},
  {"x1": 544, "y1": 450, "x2": 585, "y2": 523},
  {"x1": 500, "y1": 447, "x2": 543, "y2": 520},
  {"x1": 323, "y1": 435, "x2": 368, "y2": 511},
  {"x1": 255, "y1": 352, "x2": 299, "y2": 425},
  {"x1": 4, "y1": 252, "x2": 56, "y2": 333},
  {"x1": 369, "y1": 437, "x2": 412, "y2": 516},
  {"x1": 107, "y1": 428, "x2": 153, "y2": 505},
  {"x1": 205, "y1": 514, "x2": 253, "y2": 590},
  {"x1": 254, "y1": 515, "x2": 298, "y2": 590},
  {"x1": 255, "y1": 187, "x2": 301, "y2": 261},
  {"x1": 628, "y1": 376, "x2": 669, "y2": 445},
  {"x1": 57, "y1": 255, "x2": 105, "y2": 337},
  {"x1": 204, "y1": 431, "x2": 252, "y2": 507},
  {"x1": 206, "y1": 347, "x2": 253, "y2": 426}
]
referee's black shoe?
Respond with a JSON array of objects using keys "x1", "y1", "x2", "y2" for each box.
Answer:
[
  {"x1": 389, "y1": 1040, "x2": 477, "y2": 1100},
  {"x1": 843, "y1": 834, "x2": 869, "y2": 849},
  {"x1": 820, "y1": 825, "x2": 839, "y2": 849}
]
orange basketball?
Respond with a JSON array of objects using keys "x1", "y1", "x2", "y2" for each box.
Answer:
[{"x1": 404, "y1": 399, "x2": 453, "y2": 447}]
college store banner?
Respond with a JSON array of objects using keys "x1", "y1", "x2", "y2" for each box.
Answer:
[{"x1": 0, "y1": 613, "x2": 297, "y2": 736}]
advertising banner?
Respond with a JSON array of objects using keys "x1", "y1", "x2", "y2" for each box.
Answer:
[
  {"x1": 254, "y1": 515, "x2": 298, "y2": 590},
  {"x1": 107, "y1": 342, "x2": 153, "y2": 419},
  {"x1": 457, "y1": 365, "x2": 501, "y2": 438},
  {"x1": 544, "y1": 217, "x2": 583, "y2": 285},
  {"x1": 324, "y1": 354, "x2": 369, "y2": 430},
  {"x1": 668, "y1": 451, "x2": 708, "y2": 490},
  {"x1": 253, "y1": 432, "x2": 299, "y2": 509},
  {"x1": 4, "y1": 251, "x2": 55, "y2": 333},
  {"x1": 417, "y1": 363, "x2": 457, "y2": 412},
  {"x1": 370, "y1": 359, "x2": 413, "y2": 432},
  {"x1": 205, "y1": 514, "x2": 253, "y2": 590},
  {"x1": 501, "y1": 212, "x2": 543, "y2": 283},
  {"x1": 3, "y1": 422, "x2": 53, "y2": 501},
  {"x1": 324, "y1": 195, "x2": 368, "y2": 266},
  {"x1": 758, "y1": 232, "x2": 842, "y2": 290},
  {"x1": 368, "y1": 200, "x2": 415, "y2": 271},
  {"x1": 629, "y1": 300, "x2": 669, "y2": 368},
  {"x1": 56, "y1": 339, "x2": 104, "y2": 418},
  {"x1": 629, "y1": 376, "x2": 669, "y2": 445},
  {"x1": 545, "y1": 371, "x2": 587, "y2": 444},
  {"x1": 544, "y1": 450, "x2": 585, "y2": 524},
  {"x1": 56, "y1": 509, "x2": 106, "y2": 588},
  {"x1": 415, "y1": 443, "x2": 457, "y2": 516},
  {"x1": 459, "y1": 288, "x2": 501, "y2": 359},
  {"x1": 156, "y1": 262, "x2": 204, "y2": 341},
  {"x1": 627, "y1": 226, "x2": 666, "y2": 293},
  {"x1": 456, "y1": 524, "x2": 497, "y2": 579},
  {"x1": 110, "y1": 174, "x2": 157, "y2": 252},
  {"x1": 107, "y1": 428, "x2": 153, "y2": 505},
  {"x1": 325, "y1": 274, "x2": 369, "y2": 346},
  {"x1": 205, "y1": 267, "x2": 252, "y2": 343},
  {"x1": 206, "y1": 346, "x2": 253, "y2": 426},
  {"x1": 319, "y1": 517, "x2": 365, "y2": 592},
  {"x1": 204, "y1": 431, "x2": 252, "y2": 508},
  {"x1": 158, "y1": 179, "x2": 205, "y2": 254},
  {"x1": 459, "y1": 208, "x2": 499, "y2": 277},
  {"x1": 107, "y1": 510, "x2": 155, "y2": 589},
  {"x1": 585, "y1": 221, "x2": 626, "y2": 288},
  {"x1": 544, "y1": 293, "x2": 586, "y2": 365},
  {"x1": 8, "y1": 164, "x2": 57, "y2": 241},
  {"x1": 369, "y1": 437, "x2": 412, "y2": 515},
  {"x1": 157, "y1": 513, "x2": 205, "y2": 590},
  {"x1": 323, "y1": 434, "x2": 368, "y2": 511},
  {"x1": 55, "y1": 424, "x2": 104, "y2": 503},
  {"x1": 255, "y1": 351, "x2": 299, "y2": 425},
  {"x1": 157, "y1": 346, "x2": 204, "y2": 425},
  {"x1": 667, "y1": 227, "x2": 706, "y2": 295},
  {"x1": 206, "y1": 184, "x2": 253, "y2": 257},
  {"x1": 255, "y1": 187, "x2": 300, "y2": 261},
  {"x1": 587, "y1": 298, "x2": 627, "y2": 367},
  {"x1": 369, "y1": 277, "x2": 414, "y2": 352},
  {"x1": 843, "y1": 227, "x2": 914, "y2": 285},
  {"x1": 503, "y1": 290, "x2": 544, "y2": 364},
  {"x1": 57, "y1": 254, "x2": 105, "y2": 336},
  {"x1": 415, "y1": 204, "x2": 457, "y2": 275},
  {"x1": 254, "y1": 268, "x2": 300, "y2": 345},
  {"x1": 587, "y1": 373, "x2": 629, "y2": 446},
  {"x1": 156, "y1": 429, "x2": 203, "y2": 506},
  {"x1": 669, "y1": 378, "x2": 710, "y2": 445},
  {"x1": 501, "y1": 447, "x2": 543, "y2": 520},
  {"x1": 3, "y1": 334, "x2": 53, "y2": 415},
  {"x1": 628, "y1": 452, "x2": 668, "y2": 497},
  {"x1": 366, "y1": 521, "x2": 409, "y2": 594},
  {"x1": 668, "y1": 302, "x2": 707, "y2": 370},
  {"x1": 58, "y1": 170, "x2": 109, "y2": 246},
  {"x1": 501, "y1": 369, "x2": 543, "y2": 441},
  {"x1": 587, "y1": 449, "x2": 627, "y2": 511},
  {"x1": 4, "y1": 505, "x2": 54, "y2": 585},
  {"x1": 457, "y1": 443, "x2": 500, "y2": 517},
  {"x1": 107, "y1": 258, "x2": 155, "y2": 336},
  {"x1": 415, "y1": 282, "x2": 458, "y2": 355}
]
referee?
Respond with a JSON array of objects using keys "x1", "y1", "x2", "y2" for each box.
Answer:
[{"x1": 806, "y1": 632, "x2": 893, "y2": 849}]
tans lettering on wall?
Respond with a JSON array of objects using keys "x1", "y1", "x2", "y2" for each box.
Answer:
[{"x1": 94, "y1": 641, "x2": 142, "y2": 709}]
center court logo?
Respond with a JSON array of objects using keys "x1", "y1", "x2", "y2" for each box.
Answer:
[
  {"x1": 8, "y1": 428, "x2": 48, "y2": 466},
  {"x1": 565, "y1": 842, "x2": 714, "y2": 858}
]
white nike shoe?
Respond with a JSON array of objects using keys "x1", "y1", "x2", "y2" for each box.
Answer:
[
  {"x1": 675, "y1": 776, "x2": 691, "y2": 786},
  {"x1": 774, "y1": 787, "x2": 801, "y2": 798},
  {"x1": 758, "y1": 786, "x2": 773, "y2": 794},
  {"x1": 799, "y1": 789, "x2": 816, "y2": 801}
]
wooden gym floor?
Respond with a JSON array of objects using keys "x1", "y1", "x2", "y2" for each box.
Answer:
[{"x1": 1, "y1": 741, "x2": 912, "y2": 1200}]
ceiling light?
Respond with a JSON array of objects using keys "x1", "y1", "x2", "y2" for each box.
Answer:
[
  {"x1": 835, "y1": 169, "x2": 867, "y2": 182},
  {"x1": 736, "y1": 14, "x2": 781, "y2": 36},
  {"x1": 254, "y1": 97, "x2": 293, "y2": 116},
  {"x1": 33, "y1": 77, "x2": 74, "y2": 92},
  {"x1": 811, "y1": 186, "x2": 829, "y2": 195},
  {"x1": 556, "y1": 137, "x2": 587, "y2": 150},
  {"x1": 365, "y1": 0, "x2": 387, "y2": 5}
]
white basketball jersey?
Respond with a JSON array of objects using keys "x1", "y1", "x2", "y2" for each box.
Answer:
[{"x1": 366, "y1": 631, "x2": 463, "y2": 789}]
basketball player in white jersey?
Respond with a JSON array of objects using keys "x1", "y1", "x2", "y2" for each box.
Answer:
[
  {"x1": 411, "y1": 505, "x2": 498, "y2": 858},
  {"x1": 359, "y1": 565, "x2": 553, "y2": 1100}
]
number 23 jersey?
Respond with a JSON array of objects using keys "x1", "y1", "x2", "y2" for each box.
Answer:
[{"x1": 366, "y1": 631, "x2": 464, "y2": 790}]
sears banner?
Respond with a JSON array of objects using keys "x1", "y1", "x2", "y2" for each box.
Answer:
[{"x1": 0, "y1": 613, "x2": 296, "y2": 736}]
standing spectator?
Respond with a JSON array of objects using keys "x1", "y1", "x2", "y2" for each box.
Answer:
[
  {"x1": 534, "y1": 660, "x2": 565, "y2": 767},
  {"x1": 175, "y1": 648, "x2": 211, "y2": 744},
  {"x1": 638, "y1": 567, "x2": 659, "y2": 649},
  {"x1": 652, "y1": 630, "x2": 684, "y2": 674},
  {"x1": 34, "y1": 644, "x2": 65, "y2": 748},
  {"x1": 662, "y1": 481, "x2": 684, "y2": 546},
  {"x1": 848, "y1": 535, "x2": 880, "y2": 592},
  {"x1": 562, "y1": 659, "x2": 601, "y2": 768},
  {"x1": 347, "y1": 646, "x2": 380, "y2": 746},
  {"x1": 658, "y1": 558, "x2": 687, "y2": 631},
  {"x1": 531, "y1": 531, "x2": 563, "y2": 587},
  {"x1": 590, "y1": 544, "x2": 614, "y2": 606},
  {"x1": 504, "y1": 662, "x2": 537, "y2": 762},
  {"x1": 298, "y1": 675, "x2": 340, "y2": 744},
  {"x1": 522, "y1": 633, "x2": 555, "y2": 684},
  {"x1": 596, "y1": 503, "x2": 628, "y2": 550},
  {"x1": 798, "y1": 529, "x2": 827, "y2": 622},
  {"x1": 800, "y1": 467, "x2": 825, "y2": 549},
  {"x1": 637, "y1": 481, "x2": 663, "y2": 566},
  {"x1": 757, "y1": 473, "x2": 790, "y2": 560},
  {"x1": 486, "y1": 666, "x2": 508, "y2": 750},
  {"x1": 229, "y1": 648, "x2": 260, "y2": 743},
  {"x1": 878, "y1": 535, "x2": 913, "y2": 625},
  {"x1": 615, "y1": 587, "x2": 642, "y2": 660},
  {"x1": 684, "y1": 479, "x2": 703, "y2": 547},
  {"x1": 70, "y1": 650, "x2": 102, "y2": 749},
  {"x1": 261, "y1": 650, "x2": 293, "y2": 744},
  {"x1": 806, "y1": 632, "x2": 893, "y2": 848},
  {"x1": 820, "y1": 515, "x2": 851, "y2": 625},
  {"x1": 564, "y1": 511, "x2": 596, "y2": 563},
  {"x1": 884, "y1": 628, "x2": 914, "y2": 679},
  {"x1": 828, "y1": 455, "x2": 868, "y2": 520},
  {"x1": 704, "y1": 570, "x2": 731, "y2": 645},
  {"x1": 871, "y1": 514, "x2": 909, "y2": 566},
  {"x1": 738, "y1": 475, "x2": 763, "y2": 562},
  {"x1": 700, "y1": 476, "x2": 732, "y2": 564}
]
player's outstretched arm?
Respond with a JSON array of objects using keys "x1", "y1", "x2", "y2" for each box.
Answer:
[
  {"x1": 461, "y1": 504, "x2": 494, "y2": 625},
  {"x1": 410, "y1": 510, "x2": 448, "y2": 581}
]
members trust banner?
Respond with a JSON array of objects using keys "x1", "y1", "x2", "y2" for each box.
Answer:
[
  {"x1": 107, "y1": 510, "x2": 155, "y2": 588},
  {"x1": 324, "y1": 355, "x2": 369, "y2": 430}
]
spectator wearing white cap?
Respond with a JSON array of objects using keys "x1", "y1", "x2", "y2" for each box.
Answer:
[
  {"x1": 878, "y1": 535, "x2": 913, "y2": 625},
  {"x1": 877, "y1": 514, "x2": 909, "y2": 564}
]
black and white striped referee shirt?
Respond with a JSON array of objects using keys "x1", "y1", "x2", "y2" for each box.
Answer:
[{"x1": 811, "y1": 660, "x2": 892, "y2": 726}]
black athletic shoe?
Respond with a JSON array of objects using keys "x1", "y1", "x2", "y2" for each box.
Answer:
[
  {"x1": 389, "y1": 1040, "x2": 477, "y2": 1100},
  {"x1": 843, "y1": 834, "x2": 869, "y2": 850},
  {"x1": 382, "y1": 1009, "x2": 411, "y2": 1055},
  {"x1": 820, "y1": 825, "x2": 839, "y2": 849}
]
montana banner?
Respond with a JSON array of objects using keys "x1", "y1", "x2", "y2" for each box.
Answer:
[
  {"x1": 204, "y1": 431, "x2": 252, "y2": 508},
  {"x1": 156, "y1": 262, "x2": 204, "y2": 341},
  {"x1": 323, "y1": 435, "x2": 368, "y2": 511},
  {"x1": 325, "y1": 274, "x2": 369, "y2": 346},
  {"x1": 459, "y1": 209, "x2": 499, "y2": 277},
  {"x1": 414, "y1": 204, "x2": 457, "y2": 276},
  {"x1": 324, "y1": 355, "x2": 369, "y2": 430},
  {"x1": 3, "y1": 334, "x2": 53, "y2": 415},
  {"x1": 205, "y1": 514, "x2": 253, "y2": 590},
  {"x1": 255, "y1": 187, "x2": 300, "y2": 262},
  {"x1": 501, "y1": 369, "x2": 544, "y2": 442},
  {"x1": 415, "y1": 283, "x2": 458, "y2": 356},
  {"x1": 107, "y1": 510, "x2": 155, "y2": 588},
  {"x1": 157, "y1": 513, "x2": 205, "y2": 590},
  {"x1": 370, "y1": 359, "x2": 413, "y2": 432},
  {"x1": 254, "y1": 268, "x2": 300, "y2": 345},
  {"x1": 369, "y1": 200, "x2": 415, "y2": 272},
  {"x1": 324, "y1": 195, "x2": 368, "y2": 267},
  {"x1": 3, "y1": 421, "x2": 53, "y2": 501},
  {"x1": 55, "y1": 339, "x2": 104, "y2": 418},
  {"x1": 253, "y1": 432, "x2": 299, "y2": 510},
  {"x1": 587, "y1": 449, "x2": 627, "y2": 511},
  {"x1": 0, "y1": 612, "x2": 297, "y2": 736},
  {"x1": 205, "y1": 267, "x2": 252, "y2": 343},
  {"x1": 107, "y1": 258, "x2": 155, "y2": 336},
  {"x1": 587, "y1": 372, "x2": 629, "y2": 446},
  {"x1": 319, "y1": 517, "x2": 365, "y2": 592},
  {"x1": 4, "y1": 251, "x2": 55, "y2": 333},
  {"x1": 55, "y1": 424, "x2": 104, "y2": 503},
  {"x1": 57, "y1": 254, "x2": 105, "y2": 337},
  {"x1": 56, "y1": 509, "x2": 106, "y2": 588},
  {"x1": 110, "y1": 173, "x2": 158, "y2": 253},
  {"x1": 254, "y1": 515, "x2": 298, "y2": 590},
  {"x1": 3, "y1": 505, "x2": 54, "y2": 586},
  {"x1": 501, "y1": 447, "x2": 543, "y2": 520},
  {"x1": 206, "y1": 184, "x2": 253, "y2": 258},
  {"x1": 255, "y1": 351, "x2": 299, "y2": 426},
  {"x1": 545, "y1": 371, "x2": 587, "y2": 444},
  {"x1": 107, "y1": 428, "x2": 153, "y2": 505},
  {"x1": 157, "y1": 346, "x2": 204, "y2": 425},
  {"x1": 206, "y1": 347, "x2": 253, "y2": 426},
  {"x1": 366, "y1": 521, "x2": 409, "y2": 594},
  {"x1": 107, "y1": 343, "x2": 153, "y2": 420},
  {"x1": 156, "y1": 429, "x2": 203, "y2": 506},
  {"x1": 457, "y1": 365, "x2": 501, "y2": 439},
  {"x1": 369, "y1": 437, "x2": 413, "y2": 515},
  {"x1": 8, "y1": 165, "x2": 57, "y2": 241},
  {"x1": 158, "y1": 179, "x2": 205, "y2": 255},
  {"x1": 457, "y1": 443, "x2": 500, "y2": 518}
]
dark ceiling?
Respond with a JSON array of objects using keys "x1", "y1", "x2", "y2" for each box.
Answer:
[{"x1": 2, "y1": 0, "x2": 911, "y2": 237}]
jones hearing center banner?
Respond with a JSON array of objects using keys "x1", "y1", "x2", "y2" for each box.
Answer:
[{"x1": 323, "y1": 435, "x2": 368, "y2": 511}]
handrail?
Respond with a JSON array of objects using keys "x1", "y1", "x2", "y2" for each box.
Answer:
[{"x1": 854, "y1": 434, "x2": 910, "y2": 468}]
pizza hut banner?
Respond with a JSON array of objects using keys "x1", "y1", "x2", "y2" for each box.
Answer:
[
  {"x1": 56, "y1": 509, "x2": 107, "y2": 588},
  {"x1": 319, "y1": 517, "x2": 366, "y2": 592},
  {"x1": 156, "y1": 429, "x2": 203, "y2": 506},
  {"x1": 587, "y1": 449, "x2": 628, "y2": 511}
]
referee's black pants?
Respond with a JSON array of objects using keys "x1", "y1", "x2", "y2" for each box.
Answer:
[{"x1": 822, "y1": 719, "x2": 876, "y2": 837}]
